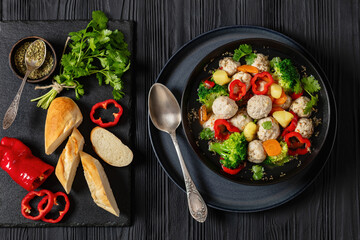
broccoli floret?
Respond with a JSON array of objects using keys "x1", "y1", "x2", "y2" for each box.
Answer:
[
  {"x1": 271, "y1": 58, "x2": 300, "y2": 92},
  {"x1": 197, "y1": 82, "x2": 228, "y2": 110},
  {"x1": 209, "y1": 132, "x2": 247, "y2": 169},
  {"x1": 264, "y1": 141, "x2": 291, "y2": 166}
]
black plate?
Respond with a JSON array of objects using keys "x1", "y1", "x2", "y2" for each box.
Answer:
[
  {"x1": 181, "y1": 38, "x2": 330, "y2": 185},
  {"x1": 149, "y1": 26, "x2": 337, "y2": 212}
]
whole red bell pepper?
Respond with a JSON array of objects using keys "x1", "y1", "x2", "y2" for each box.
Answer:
[
  {"x1": 0, "y1": 137, "x2": 54, "y2": 191},
  {"x1": 228, "y1": 80, "x2": 247, "y2": 101},
  {"x1": 284, "y1": 132, "x2": 311, "y2": 155},
  {"x1": 281, "y1": 111, "x2": 299, "y2": 137},
  {"x1": 21, "y1": 190, "x2": 54, "y2": 221},
  {"x1": 213, "y1": 119, "x2": 240, "y2": 140},
  {"x1": 250, "y1": 72, "x2": 274, "y2": 95},
  {"x1": 38, "y1": 191, "x2": 70, "y2": 223},
  {"x1": 90, "y1": 99, "x2": 123, "y2": 128}
]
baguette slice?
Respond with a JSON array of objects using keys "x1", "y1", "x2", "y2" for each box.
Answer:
[
  {"x1": 80, "y1": 151, "x2": 120, "y2": 217},
  {"x1": 55, "y1": 128, "x2": 84, "y2": 194},
  {"x1": 45, "y1": 97, "x2": 83, "y2": 155},
  {"x1": 90, "y1": 127, "x2": 133, "y2": 167}
]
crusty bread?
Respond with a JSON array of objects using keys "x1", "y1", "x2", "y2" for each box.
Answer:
[
  {"x1": 90, "y1": 127, "x2": 133, "y2": 167},
  {"x1": 80, "y1": 151, "x2": 120, "y2": 217},
  {"x1": 45, "y1": 97, "x2": 83, "y2": 155},
  {"x1": 55, "y1": 128, "x2": 84, "y2": 194}
]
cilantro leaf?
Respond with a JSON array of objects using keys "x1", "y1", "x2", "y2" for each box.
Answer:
[
  {"x1": 304, "y1": 94, "x2": 318, "y2": 114},
  {"x1": 301, "y1": 75, "x2": 321, "y2": 94},
  {"x1": 262, "y1": 121, "x2": 272, "y2": 130},
  {"x1": 245, "y1": 53, "x2": 257, "y2": 65},
  {"x1": 233, "y1": 44, "x2": 253, "y2": 62},
  {"x1": 199, "y1": 128, "x2": 215, "y2": 140},
  {"x1": 293, "y1": 79, "x2": 303, "y2": 94},
  {"x1": 91, "y1": 10, "x2": 108, "y2": 30}
]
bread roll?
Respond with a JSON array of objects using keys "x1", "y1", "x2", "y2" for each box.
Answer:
[
  {"x1": 55, "y1": 128, "x2": 84, "y2": 194},
  {"x1": 90, "y1": 127, "x2": 133, "y2": 167},
  {"x1": 45, "y1": 97, "x2": 83, "y2": 155},
  {"x1": 80, "y1": 151, "x2": 120, "y2": 217}
]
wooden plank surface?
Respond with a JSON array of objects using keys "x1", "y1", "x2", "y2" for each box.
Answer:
[{"x1": 0, "y1": 0, "x2": 358, "y2": 239}]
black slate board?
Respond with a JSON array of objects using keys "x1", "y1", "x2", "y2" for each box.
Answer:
[{"x1": 0, "y1": 20, "x2": 134, "y2": 226}]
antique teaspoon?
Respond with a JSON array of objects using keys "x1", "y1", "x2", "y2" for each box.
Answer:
[
  {"x1": 148, "y1": 83, "x2": 208, "y2": 223},
  {"x1": 3, "y1": 39, "x2": 46, "y2": 129}
]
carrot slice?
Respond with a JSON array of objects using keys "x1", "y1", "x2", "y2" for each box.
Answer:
[
  {"x1": 273, "y1": 90, "x2": 287, "y2": 105},
  {"x1": 199, "y1": 105, "x2": 210, "y2": 125},
  {"x1": 270, "y1": 106, "x2": 285, "y2": 115},
  {"x1": 237, "y1": 65, "x2": 259, "y2": 74},
  {"x1": 262, "y1": 139, "x2": 282, "y2": 156}
]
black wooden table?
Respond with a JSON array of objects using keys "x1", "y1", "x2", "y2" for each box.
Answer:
[{"x1": 0, "y1": 0, "x2": 358, "y2": 239}]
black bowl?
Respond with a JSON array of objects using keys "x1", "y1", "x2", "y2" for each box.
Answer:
[{"x1": 181, "y1": 38, "x2": 330, "y2": 185}]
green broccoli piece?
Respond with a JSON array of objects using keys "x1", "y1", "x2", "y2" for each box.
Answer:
[
  {"x1": 209, "y1": 132, "x2": 248, "y2": 169},
  {"x1": 271, "y1": 58, "x2": 300, "y2": 92},
  {"x1": 197, "y1": 81, "x2": 228, "y2": 110},
  {"x1": 264, "y1": 141, "x2": 291, "y2": 166}
]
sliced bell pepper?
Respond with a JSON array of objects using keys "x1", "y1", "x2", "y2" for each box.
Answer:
[
  {"x1": 38, "y1": 191, "x2": 70, "y2": 223},
  {"x1": 214, "y1": 119, "x2": 240, "y2": 140},
  {"x1": 90, "y1": 99, "x2": 123, "y2": 128},
  {"x1": 290, "y1": 90, "x2": 303, "y2": 100},
  {"x1": 284, "y1": 131, "x2": 311, "y2": 155},
  {"x1": 21, "y1": 190, "x2": 54, "y2": 221},
  {"x1": 0, "y1": 137, "x2": 54, "y2": 191},
  {"x1": 281, "y1": 111, "x2": 299, "y2": 137},
  {"x1": 221, "y1": 162, "x2": 245, "y2": 175},
  {"x1": 204, "y1": 80, "x2": 215, "y2": 89},
  {"x1": 250, "y1": 72, "x2": 274, "y2": 95},
  {"x1": 228, "y1": 80, "x2": 247, "y2": 101},
  {"x1": 237, "y1": 65, "x2": 259, "y2": 74}
]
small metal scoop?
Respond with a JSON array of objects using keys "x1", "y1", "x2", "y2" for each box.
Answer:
[
  {"x1": 3, "y1": 40, "x2": 46, "y2": 129},
  {"x1": 148, "y1": 83, "x2": 208, "y2": 223}
]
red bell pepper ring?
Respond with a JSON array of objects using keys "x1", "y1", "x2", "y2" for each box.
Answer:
[
  {"x1": 284, "y1": 132, "x2": 311, "y2": 155},
  {"x1": 21, "y1": 190, "x2": 54, "y2": 221},
  {"x1": 281, "y1": 111, "x2": 299, "y2": 137},
  {"x1": 290, "y1": 90, "x2": 303, "y2": 100},
  {"x1": 204, "y1": 80, "x2": 215, "y2": 89},
  {"x1": 90, "y1": 99, "x2": 123, "y2": 128},
  {"x1": 38, "y1": 191, "x2": 70, "y2": 223},
  {"x1": 213, "y1": 119, "x2": 240, "y2": 140},
  {"x1": 250, "y1": 72, "x2": 274, "y2": 95},
  {"x1": 221, "y1": 163, "x2": 245, "y2": 175},
  {"x1": 0, "y1": 137, "x2": 54, "y2": 191},
  {"x1": 228, "y1": 80, "x2": 247, "y2": 101}
]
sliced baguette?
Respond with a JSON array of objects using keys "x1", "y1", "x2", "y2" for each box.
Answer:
[
  {"x1": 45, "y1": 97, "x2": 83, "y2": 155},
  {"x1": 80, "y1": 151, "x2": 120, "y2": 217},
  {"x1": 90, "y1": 127, "x2": 133, "y2": 167},
  {"x1": 55, "y1": 128, "x2": 84, "y2": 194}
]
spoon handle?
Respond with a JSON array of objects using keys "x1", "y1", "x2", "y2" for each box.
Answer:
[
  {"x1": 169, "y1": 131, "x2": 208, "y2": 223},
  {"x1": 3, "y1": 70, "x2": 30, "y2": 130}
]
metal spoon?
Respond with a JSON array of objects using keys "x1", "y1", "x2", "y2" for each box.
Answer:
[
  {"x1": 3, "y1": 40, "x2": 46, "y2": 129},
  {"x1": 148, "y1": 83, "x2": 208, "y2": 223}
]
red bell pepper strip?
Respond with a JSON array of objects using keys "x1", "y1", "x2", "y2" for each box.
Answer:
[
  {"x1": 90, "y1": 99, "x2": 123, "y2": 128},
  {"x1": 290, "y1": 90, "x2": 303, "y2": 100},
  {"x1": 281, "y1": 111, "x2": 299, "y2": 137},
  {"x1": 0, "y1": 137, "x2": 54, "y2": 191},
  {"x1": 284, "y1": 132, "x2": 311, "y2": 155},
  {"x1": 221, "y1": 163, "x2": 244, "y2": 175},
  {"x1": 204, "y1": 80, "x2": 215, "y2": 89},
  {"x1": 38, "y1": 192, "x2": 70, "y2": 223},
  {"x1": 213, "y1": 119, "x2": 240, "y2": 140},
  {"x1": 250, "y1": 72, "x2": 274, "y2": 95},
  {"x1": 228, "y1": 80, "x2": 247, "y2": 101},
  {"x1": 21, "y1": 190, "x2": 54, "y2": 221}
]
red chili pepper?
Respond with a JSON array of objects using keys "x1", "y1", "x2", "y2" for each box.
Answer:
[
  {"x1": 21, "y1": 190, "x2": 54, "y2": 221},
  {"x1": 38, "y1": 192, "x2": 70, "y2": 223},
  {"x1": 0, "y1": 137, "x2": 54, "y2": 191},
  {"x1": 281, "y1": 111, "x2": 299, "y2": 137},
  {"x1": 250, "y1": 72, "x2": 274, "y2": 95},
  {"x1": 90, "y1": 99, "x2": 123, "y2": 128},
  {"x1": 290, "y1": 90, "x2": 303, "y2": 100},
  {"x1": 284, "y1": 132, "x2": 311, "y2": 155},
  {"x1": 228, "y1": 80, "x2": 247, "y2": 101},
  {"x1": 204, "y1": 80, "x2": 215, "y2": 89},
  {"x1": 213, "y1": 119, "x2": 240, "y2": 140}
]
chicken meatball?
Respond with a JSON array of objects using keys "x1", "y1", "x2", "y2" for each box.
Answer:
[
  {"x1": 202, "y1": 114, "x2": 219, "y2": 131},
  {"x1": 231, "y1": 72, "x2": 252, "y2": 91},
  {"x1": 248, "y1": 140, "x2": 266, "y2": 163},
  {"x1": 290, "y1": 96, "x2": 311, "y2": 117},
  {"x1": 212, "y1": 96, "x2": 238, "y2": 119},
  {"x1": 295, "y1": 118, "x2": 314, "y2": 138},
  {"x1": 257, "y1": 117, "x2": 280, "y2": 141},
  {"x1": 229, "y1": 108, "x2": 253, "y2": 131},
  {"x1": 247, "y1": 95, "x2": 272, "y2": 119},
  {"x1": 219, "y1": 57, "x2": 240, "y2": 76},
  {"x1": 251, "y1": 53, "x2": 270, "y2": 73}
]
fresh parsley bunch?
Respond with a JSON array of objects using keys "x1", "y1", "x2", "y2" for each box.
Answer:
[
  {"x1": 233, "y1": 44, "x2": 257, "y2": 64},
  {"x1": 32, "y1": 10, "x2": 131, "y2": 109}
]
